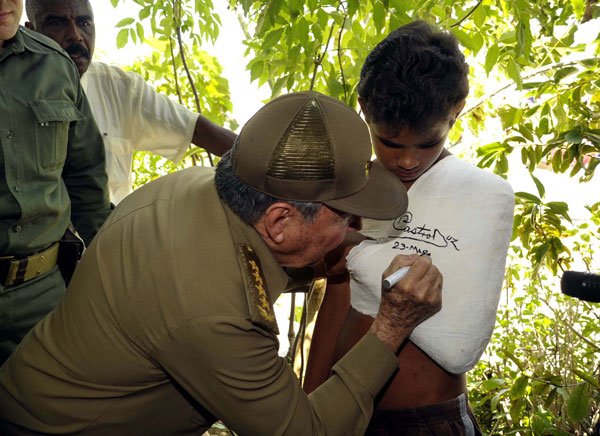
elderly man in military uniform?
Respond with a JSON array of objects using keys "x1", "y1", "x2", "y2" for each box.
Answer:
[
  {"x1": 0, "y1": 0, "x2": 111, "y2": 364},
  {"x1": 0, "y1": 92, "x2": 442, "y2": 435}
]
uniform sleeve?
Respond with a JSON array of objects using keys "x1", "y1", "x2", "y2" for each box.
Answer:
[
  {"x1": 63, "y1": 81, "x2": 111, "y2": 246},
  {"x1": 126, "y1": 69, "x2": 198, "y2": 162},
  {"x1": 154, "y1": 317, "x2": 398, "y2": 436}
]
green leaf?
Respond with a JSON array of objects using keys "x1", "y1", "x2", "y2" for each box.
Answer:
[
  {"x1": 116, "y1": 17, "x2": 135, "y2": 27},
  {"x1": 110, "y1": 0, "x2": 119, "y2": 7},
  {"x1": 271, "y1": 76, "x2": 286, "y2": 97},
  {"x1": 517, "y1": 124, "x2": 534, "y2": 141},
  {"x1": 471, "y1": 32, "x2": 484, "y2": 54},
  {"x1": 116, "y1": 28, "x2": 129, "y2": 49},
  {"x1": 544, "y1": 387, "x2": 558, "y2": 409},
  {"x1": 317, "y1": 9, "x2": 329, "y2": 29},
  {"x1": 552, "y1": 149, "x2": 563, "y2": 173},
  {"x1": 485, "y1": 44, "x2": 500, "y2": 75},
  {"x1": 533, "y1": 242, "x2": 548, "y2": 264},
  {"x1": 571, "y1": 0, "x2": 586, "y2": 20},
  {"x1": 347, "y1": 0, "x2": 359, "y2": 17},
  {"x1": 136, "y1": 23, "x2": 145, "y2": 42},
  {"x1": 495, "y1": 152, "x2": 509, "y2": 175},
  {"x1": 567, "y1": 383, "x2": 589, "y2": 422},
  {"x1": 431, "y1": 4, "x2": 446, "y2": 19},
  {"x1": 373, "y1": 1, "x2": 386, "y2": 32},
  {"x1": 473, "y1": 3, "x2": 486, "y2": 27},
  {"x1": 477, "y1": 142, "x2": 505, "y2": 155},
  {"x1": 311, "y1": 23, "x2": 323, "y2": 43},
  {"x1": 565, "y1": 131, "x2": 583, "y2": 144},
  {"x1": 546, "y1": 201, "x2": 569, "y2": 216},
  {"x1": 262, "y1": 27, "x2": 285, "y2": 50},
  {"x1": 507, "y1": 59, "x2": 523, "y2": 89},
  {"x1": 482, "y1": 378, "x2": 507, "y2": 391},
  {"x1": 516, "y1": 191, "x2": 541, "y2": 204},
  {"x1": 139, "y1": 7, "x2": 150, "y2": 20},
  {"x1": 451, "y1": 28, "x2": 474, "y2": 51},
  {"x1": 530, "y1": 173, "x2": 546, "y2": 198},
  {"x1": 249, "y1": 60, "x2": 264, "y2": 82},
  {"x1": 554, "y1": 66, "x2": 579, "y2": 82},
  {"x1": 572, "y1": 369, "x2": 600, "y2": 389},
  {"x1": 510, "y1": 375, "x2": 529, "y2": 399}
]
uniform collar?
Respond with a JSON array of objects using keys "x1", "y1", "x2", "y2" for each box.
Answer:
[{"x1": 0, "y1": 26, "x2": 25, "y2": 61}]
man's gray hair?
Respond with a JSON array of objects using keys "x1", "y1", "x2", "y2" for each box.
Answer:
[{"x1": 215, "y1": 148, "x2": 322, "y2": 226}]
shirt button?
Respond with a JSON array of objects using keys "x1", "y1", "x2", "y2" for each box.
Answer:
[
  {"x1": 14, "y1": 186, "x2": 21, "y2": 193},
  {"x1": 6, "y1": 131, "x2": 13, "y2": 139},
  {"x1": 14, "y1": 225, "x2": 22, "y2": 233}
]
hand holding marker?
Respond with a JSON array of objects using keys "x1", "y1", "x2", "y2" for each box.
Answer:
[{"x1": 382, "y1": 253, "x2": 430, "y2": 290}]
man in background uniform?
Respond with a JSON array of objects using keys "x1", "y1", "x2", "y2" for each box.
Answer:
[
  {"x1": 0, "y1": 0, "x2": 111, "y2": 363},
  {"x1": 25, "y1": 0, "x2": 237, "y2": 204}
]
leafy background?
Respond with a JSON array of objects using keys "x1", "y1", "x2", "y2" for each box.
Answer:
[{"x1": 106, "y1": 0, "x2": 600, "y2": 434}]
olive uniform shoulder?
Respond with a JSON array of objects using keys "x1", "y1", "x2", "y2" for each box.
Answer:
[
  {"x1": 19, "y1": 27, "x2": 76, "y2": 65},
  {"x1": 237, "y1": 243, "x2": 279, "y2": 334}
]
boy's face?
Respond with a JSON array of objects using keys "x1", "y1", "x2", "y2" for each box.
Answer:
[{"x1": 369, "y1": 118, "x2": 453, "y2": 190}]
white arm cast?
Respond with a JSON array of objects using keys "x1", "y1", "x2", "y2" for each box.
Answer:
[{"x1": 348, "y1": 160, "x2": 514, "y2": 374}]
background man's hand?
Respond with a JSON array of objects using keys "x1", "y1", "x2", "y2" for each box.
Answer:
[{"x1": 370, "y1": 254, "x2": 443, "y2": 353}]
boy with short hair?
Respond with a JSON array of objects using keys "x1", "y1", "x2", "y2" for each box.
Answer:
[{"x1": 304, "y1": 20, "x2": 515, "y2": 435}]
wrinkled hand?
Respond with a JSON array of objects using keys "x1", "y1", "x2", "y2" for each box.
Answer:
[{"x1": 370, "y1": 254, "x2": 443, "y2": 353}]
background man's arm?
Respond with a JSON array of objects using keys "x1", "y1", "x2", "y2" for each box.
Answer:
[
  {"x1": 192, "y1": 114, "x2": 237, "y2": 157},
  {"x1": 122, "y1": 67, "x2": 235, "y2": 160}
]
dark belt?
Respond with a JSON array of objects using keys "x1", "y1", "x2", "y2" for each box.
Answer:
[{"x1": 0, "y1": 243, "x2": 59, "y2": 287}]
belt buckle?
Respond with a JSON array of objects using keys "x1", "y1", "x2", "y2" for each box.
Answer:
[
  {"x1": 0, "y1": 244, "x2": 59, "y2": 287},
  {"x1": 0, "y1": 257, "x2": 24, "y2": 287}
]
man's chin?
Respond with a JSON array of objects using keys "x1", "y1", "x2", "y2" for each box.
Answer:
[{"x1": 70, "y1": 57, "x2": 90, "y2": 76}]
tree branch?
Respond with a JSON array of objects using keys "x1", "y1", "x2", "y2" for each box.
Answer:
[
  {"x1": 168, "y1": 37, "x2": 184, "y2": 105},
  {"x1": 462, "y1": 57, "x2": 600, "y2": 117},
  {"x1": 583, "y1": 0, "x2": 598, "y2": 23},
  {"x1": 451, "y1": 0, "x2": 483, "y2": 28},
  {"x1": 310, "y1": 21, "x2": 336, "y2": 91},
  {"x1": 173, "y1": 0, "x2": 214, "y2": 166},
  {"x1": 337, "y1": 14, "x2": 348, "y2": 102}
]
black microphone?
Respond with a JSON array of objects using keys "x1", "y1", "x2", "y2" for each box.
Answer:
[{"x1": 560, "y1": 271, "x2": 600, "y2": 302}]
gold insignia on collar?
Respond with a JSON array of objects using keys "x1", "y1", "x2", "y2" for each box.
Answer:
[
  {"x1": 238, "y1": 244, "x2": 279, "y2": 333},
  {"x1": 365, "y1": 161, "x2": 372, "y2": 176}
]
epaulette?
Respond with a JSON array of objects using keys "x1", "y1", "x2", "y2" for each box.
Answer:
[
  {"x1": 237, "y1": 244, "x2": 279, "y2": 334},
  {"x1": 19, "y1": 27, "x2": 75, "y2": 65}
]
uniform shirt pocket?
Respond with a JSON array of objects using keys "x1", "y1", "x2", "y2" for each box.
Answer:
[{"x1": 29, "y1": 100, "x2": 85, "y2": 173}]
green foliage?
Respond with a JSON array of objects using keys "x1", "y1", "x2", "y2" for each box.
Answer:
[
  {"x1": 468, "y1": 238, "x2": 600, "y2": 434},
  {"x1": 109, "y1": 0, "x2": 235, "y2": 182}
]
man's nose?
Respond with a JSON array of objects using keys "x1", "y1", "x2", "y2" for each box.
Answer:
[{"x1": 66, "y1": 21, "x2": 83, "y2": 41}]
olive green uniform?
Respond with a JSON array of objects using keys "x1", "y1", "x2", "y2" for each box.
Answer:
[
  {"x1": 0, "y1": 27, "x2": 111, "y2": 361},
  {"x1": 0, "y1": 167, "x2": 398, "y2": 436}
]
